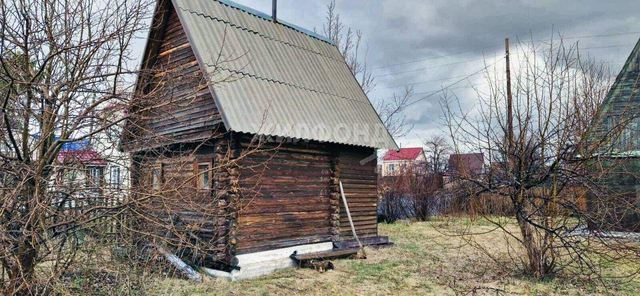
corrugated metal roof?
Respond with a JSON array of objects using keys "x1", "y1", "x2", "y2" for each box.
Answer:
[{"x1": 172, "y1": 0, "x2": 398, "y2": 150}]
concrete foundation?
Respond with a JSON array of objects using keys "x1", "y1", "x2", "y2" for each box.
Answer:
[{"x1": 202, "y1": 242, "x2": 334, "y2": 281}]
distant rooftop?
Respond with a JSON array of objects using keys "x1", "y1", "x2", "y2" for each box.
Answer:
[
  {"x1": 383, "y1": 148, "x2": 424, "y2": 161},
  {"x1": 448, "y1": 153, "x2": 484, "y2": 176},
  {"x1": 57, "y1": 150, "x2": 106, "y2": 166}
]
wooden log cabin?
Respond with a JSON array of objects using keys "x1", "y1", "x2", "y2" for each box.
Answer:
[{"x1": 123, "y1": 0, "x2": 398, "y2": 278}]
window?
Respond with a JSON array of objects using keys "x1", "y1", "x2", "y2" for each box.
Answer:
[
  {"x1": 87, "y1": 167, "x2": 104, "y2": 189},
  {"x1": 389, "y1": 164, "x2": 395, "y2": 172},
  {"x1": 621, "y1": 128, "x2": 630, "y2": 151},
  {"x1": 152, "y1": 165, "x2": 162, "y2": 191},
  {"x1": 110, "y1": 166, "x2": 121, "y2": 189},
  {"x1": 196, "y1": 162, "x2": 211, "y2": 190}
]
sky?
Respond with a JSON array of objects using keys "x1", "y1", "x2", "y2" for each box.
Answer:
[{"x1": 133, "y1": 0, "x2": 640, "y2": 149}]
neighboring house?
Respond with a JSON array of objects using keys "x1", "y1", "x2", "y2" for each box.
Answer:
[
  {"x1": 51, "y1": 103, "x2": 130, "y2": 211},
  {"x1": 594, "y1": 39, "x2": 640, "y2": 154},
  {"x1": 54, "y1": 148, "x2": 108, "y2": 209},
  {"x1": 447, "y1": 153, "x2": 484, "y2": 179},
  {"x1": 588, "y1": 38, "x2": 640, "y2": 232},
  {"x1": 122, "y1": 0, "x2": 397, "y2": 279},
  {"x1": 92, "y1": 103, "x2": 130, "y2": 201},
  {"x1": 380, "y1": 147, "x2": 427, "y2": 176}
]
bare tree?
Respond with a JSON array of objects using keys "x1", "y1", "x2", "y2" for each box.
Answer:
[
  {"x1": 376, "y1": 87, "x2": 414, "y2": 139},
  {"x1": 321, "y1": 1, "x2": 413, "y2": 139},
  {"x1": 322, "y1": 0, "x2": 375, "y2": 95},
  {"x1": 422, "y1": 134, "x2": 451, "y2": 173},
  {"x1": 441, "y1": 37, "x2": 640, "y2": 281},
  {"x1": 0, "y1": 0, "x2": 152, "y2": 293}
]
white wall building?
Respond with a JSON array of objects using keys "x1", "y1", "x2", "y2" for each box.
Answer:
[{"x1": 380, "y1": 148, "x2": 427, "y2": 177}]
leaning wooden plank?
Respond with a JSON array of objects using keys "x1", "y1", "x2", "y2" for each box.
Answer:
[
  {"x1": 157, "y1": 246, "x2": 202, "y2": 282},
  {"x1": 340, "y1": 181, "x2": 367, "y2": 258},
  {"x1": 291, "y1": 247, "x2": 359, "y2": 261},
  {"x1": 335, "y1": 236, "x2": 391, "y2": 249}
]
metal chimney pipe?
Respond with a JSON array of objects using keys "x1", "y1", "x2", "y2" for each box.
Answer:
[{"x1": 272, "y1": 0, "x2": 277, "y2": 22}]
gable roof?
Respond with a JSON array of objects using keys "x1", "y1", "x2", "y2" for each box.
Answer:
[
  {"x1": 167, "y1": 0, "x2": 398, "y2": 150},
  {"x1": 57, "y1": 150, "x2": 106, "y2": 166},
  {"x1": 593, "y1": 38, "x2": 640, "y2": 151},
  {"x1": 598, "y1": 39, "x2": 640, "y2": 117},
  {"x1": 382, "y1": 147, "x2": 424, "y2": 161}
]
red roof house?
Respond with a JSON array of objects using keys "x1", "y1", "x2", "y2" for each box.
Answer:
[
  {"x1": 57, "y1": 150, "x2": 107, "y2": 166},
  {"x1": 383, "y1": 148, "x2": 425, "y2": 161},
  {"x1": 381, "y1": 148, "x2": 426, "y2": 176}
]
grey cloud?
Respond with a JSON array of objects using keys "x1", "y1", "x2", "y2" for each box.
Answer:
[{"x1": 204, "y1": 0, "x2": 640, "y2": 146}]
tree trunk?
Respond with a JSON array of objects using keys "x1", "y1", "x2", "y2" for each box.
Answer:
[
  {"x1": 516, "y1": 205, "x2": 554, "y2": 278},
  {"x1": 10, "y1": 241, "x2": 37, "y2": 296},
  {"x1": 7, "y1": 182, "x2": 39, "y2": 295}
]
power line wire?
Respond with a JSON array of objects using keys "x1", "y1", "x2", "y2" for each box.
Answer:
[
  {"x1": 379, "y1": 58, "x2": 623, "y2": 96},
  {"x1": 370, "y1": 44, "x2": 502, "y2": 70},
  {"x1": 580, "y1": 44, "x2": 637, "y2": 51},
  {"x1": 376, "y1": 57, "x2": 488, "y2": 78},
  {"x1": 376, "y1": 43, "x2": 634, "y2": 82},
  {"x1": 374, "y1": 59, "x2": 624, "y2": 92},
  {"x1": 382, "y1": 56, "x2": 625, "y2": 106},
  {"x1": 373, "y1": 74, "x2": 476, "y2": 91},
  {"x1": 377, "y1": 57, "x2": 505, "y2": 106},
  {"x1": 370, "y1": 31, "x2": 640, "y2": 73},
  {"x1": 529, "y1": 31, "x2": 640, "y2": 44}
]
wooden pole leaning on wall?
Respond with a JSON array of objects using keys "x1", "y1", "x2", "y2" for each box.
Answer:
[{"x1": 339, "y1": 181, "x2": 366, "y2": 257}]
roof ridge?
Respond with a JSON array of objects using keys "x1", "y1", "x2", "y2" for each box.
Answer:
[
  {"x1": 169, "y1": 0, "x2": 399, "y2": 149},
  {"x1": 209, "y1": 65, "x2": 372, "y2": 106},
  {"x1": 212, "y1": 0, "x2": 335, "y2": 45},
  {"x1": 598, "y1": 38, "x2": 640, "y2": 115},
  {"x1": 383, "y1": 147, "x2": 424, "y2": 160},
  {"x1": 178, "y1": 7, "x2": 343, "y2": 65}
]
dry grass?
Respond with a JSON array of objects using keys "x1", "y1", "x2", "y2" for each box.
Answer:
[
  {"x1": 143, "y1": 219, "x2": 639, "y2": 295},
  {"x1": 48, "y1": 219, "x2": 637, "y2": 295}
]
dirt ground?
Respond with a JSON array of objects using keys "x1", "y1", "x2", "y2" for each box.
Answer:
[{"x1": 143, "y1": 219, "x2": 639, "y2": 296}]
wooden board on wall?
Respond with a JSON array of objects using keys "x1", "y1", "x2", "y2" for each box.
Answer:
[{"x1": 126, "y1": 5, "x2": 221, "y2": 149}]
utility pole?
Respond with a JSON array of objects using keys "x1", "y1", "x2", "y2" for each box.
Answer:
[{"x1": 505, "y1": 38, "x2": 514, "y2": 159}]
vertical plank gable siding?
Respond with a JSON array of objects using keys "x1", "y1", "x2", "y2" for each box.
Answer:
[
  {"x1": 338, "y1": 148, "x2": 379, "y2": 240},
  {"x1": 236, "y1": 137, "x2": 333, "y2": 254},
  {"x1": 135, "y1": 6, "x2": 220, "y2": 145}
]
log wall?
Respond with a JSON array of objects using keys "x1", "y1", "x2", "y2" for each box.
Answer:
[
  {"x1": 235, "y1": 136, "x2": 333, "y2": 254},
  {"x1": 133, "y1": 136, "x2": 381, "y2": 262},
  {"x1": 336, "y1": 147, "x2": 379, "y2": 241},
  {"x1": 132, "y1": 143, "x2": 229, "y2": 265}
]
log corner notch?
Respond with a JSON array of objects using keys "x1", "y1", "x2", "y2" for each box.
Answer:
[
  {"x1": 330, "y1": 150, "x2": 341, "y2": 243},
  {"x1": 215, "y1": 133, "x2": 241, "y2": 266}
]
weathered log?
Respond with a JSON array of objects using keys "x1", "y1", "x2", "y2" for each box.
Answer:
[{"x1": 157, "y1": 246, "x2": 202, "y2": 282}]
